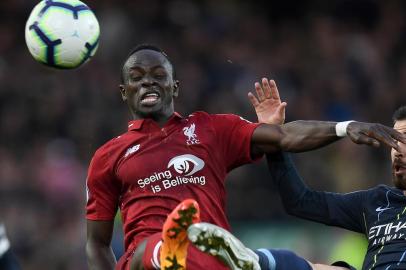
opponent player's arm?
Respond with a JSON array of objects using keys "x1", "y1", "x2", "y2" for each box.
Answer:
[
  {"x1": 86, "y1": 220, "x2": 116, "y2": 270},
  {"x1": 267, "y1": 152, "x2": 366, "y2": 232}
]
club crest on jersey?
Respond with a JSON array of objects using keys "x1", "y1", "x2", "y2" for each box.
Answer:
[
  {"x1": 124, "y1": 144, "x2": 140, "y2": 158},
  {"x1": 183, "y1": 123, "x2": 200, "y2": 145},
  {"x1": 168, "y1": 154, "x2": 205, "y2": 176}
]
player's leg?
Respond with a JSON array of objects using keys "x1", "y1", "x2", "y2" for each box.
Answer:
[
  {"x1": 311, "y1": 263, "x2": 354, "y2": 270},
  {"x1": 160, "y1": 199, "x2": 200, "y2": 270},
  {"x1": 187, "y1": 222, "x2": 260, "y2": 270},
  {"x1": 256, "y1": 250, "x2": 350, "y2": 270},
  {"x1": 187, "y1": 222, "x2": 355, "y2": 270},
  {"x1": 127, "y1": 234, "x2": 164, "y2": 270},
  {"x1": 126, "y1": 199, "x2": 201, "y2": 270},
  {"x1": 129, "y1": 239, "x2": 148, "y2": 270}
]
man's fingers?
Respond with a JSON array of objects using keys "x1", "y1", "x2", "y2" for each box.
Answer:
[
  {"x1": 365, "y1": 136, "x2": 381, "y2": 148},
  {"x1": 269, "y1": 79, "x2": 281, "y2": 100},
  {"x1": 356, "y1": 134, "x2": 381, "y2": 147},
  {"x1": 384, "y1": 126, "x2": 406, "y2": 144},
  {"x1": 390, "y1": 140, "x2": 402, "y2": 152},
  {"x1": 372, "y1": 139, "x2": 381, "y2": 148},
  {"x1": 371, "y1": 125, "x2": 402, "y2": 150},
  {"x1": 262, "y1": 78, "x2": 272, "y2": 99},
  {"x1": 349, "y1": 123, "x2": 403, "y2": 150},
  {"x1": 277, "y1": 102, "x2": 287, "y2": 114},
  {"x1": 255, "y1": 82, "x2": 265, "y2": 101},
  {"x1": 248, "y1": 92, "x2": 260, "y2": 107},
  {"x1": 371, "y1": 131, "x2": 399, "y2": 150},
  {"x1": 255, "y1": 78, "x2": 282, "y2": 102}
]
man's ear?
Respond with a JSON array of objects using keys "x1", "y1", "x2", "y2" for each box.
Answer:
[
  {"x1": 173, "y1": 80, "x2": 180, "y2": 97},
  {"x1": 119, "y1": 85, "x2": 127, "y2": 101}
]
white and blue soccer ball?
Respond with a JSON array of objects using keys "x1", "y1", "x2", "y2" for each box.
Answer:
[{"x1": 25, "y1": 0, "x2": 100, "y2": 69}]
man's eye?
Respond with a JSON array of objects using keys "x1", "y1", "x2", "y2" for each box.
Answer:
[
  {"x1": 155, "y1": 74, "x2": 166, "y2": 79},
  {"x1": 131, "y1": 76, "x2": 142, "y2": 81}
]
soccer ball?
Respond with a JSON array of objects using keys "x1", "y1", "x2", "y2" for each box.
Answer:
[{"x1": 25, "y1": 0, "x2": 100, "y2": 69}]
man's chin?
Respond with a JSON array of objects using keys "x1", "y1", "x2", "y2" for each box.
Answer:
[
  {"x1": 138, "y1": 104, "x2": 162, "y2": 115},
  {"x1": 136, "y1": 106, "x2": 173, "y2": 122}
]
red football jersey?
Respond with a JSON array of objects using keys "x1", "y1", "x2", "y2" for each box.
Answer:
[{"x1": 86, "y1": 111, "x2": 261, "y2": 253}]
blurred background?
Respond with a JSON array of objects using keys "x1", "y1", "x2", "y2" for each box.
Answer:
[{"x1": 0, "y1": 0, "x2": 405, "y2": 269}]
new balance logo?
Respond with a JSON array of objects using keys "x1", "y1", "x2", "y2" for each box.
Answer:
[
  {"x1": 124, "y1": 144, "x2": 140, "y2": 158},
  {"x1": 183, "y1": 123, "x2": 200, "y2": 145}
]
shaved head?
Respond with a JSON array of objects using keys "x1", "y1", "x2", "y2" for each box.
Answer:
[{"x1": 121, "y1": 44, "x2": 175, "y2": 84}]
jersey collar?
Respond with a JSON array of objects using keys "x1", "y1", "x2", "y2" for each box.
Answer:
[{"x1": 127, "y1": 112, "x2": 183, "y2": 131}]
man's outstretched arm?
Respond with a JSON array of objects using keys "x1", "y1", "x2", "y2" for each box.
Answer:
[
  {"x1": 266, "y1": 151, "x2": 366, "y2": 232},
  {"x1": 86, "y1": 220, "x2": 116, "y2": 270},
  {"x1": 249, "y1": 78, "x2": 405, "y2": 154}
]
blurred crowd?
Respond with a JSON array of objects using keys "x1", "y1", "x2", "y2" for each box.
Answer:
[{"x1": 0, "y1": 0, "x2": 405, "y2": 269}]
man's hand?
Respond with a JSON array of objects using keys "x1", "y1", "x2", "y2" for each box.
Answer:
[
  {"x1": 347, "y1": 122, "x2": 406, "y2": 152},
  {"x1": 248, "y1": 78, "x2": 287, "y2": 125}
]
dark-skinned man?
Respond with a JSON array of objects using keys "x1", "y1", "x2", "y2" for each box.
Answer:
[{"x1": 86, "y1": 44, "x2": 405, "y2": 270}]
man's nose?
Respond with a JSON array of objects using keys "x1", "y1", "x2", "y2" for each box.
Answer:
[
  {"x1": 394, "y1": 147, "x2": 404, "y2": 158},
  {"x1": 141, "y1": 75, "x2": 156, "y2": 87}
]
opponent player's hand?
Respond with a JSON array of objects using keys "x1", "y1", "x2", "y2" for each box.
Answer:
[
  {"x1": 248, "y1": 78, "x2": 287, "y2": 125},
  {"x1": 347, "y1": 122, "x2": 406, "y2": 152}
]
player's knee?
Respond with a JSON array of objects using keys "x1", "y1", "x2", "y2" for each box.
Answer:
[
  {"x1": 130, "y1": 240, "x2": 147, "y2": 270},
  {"x1": 274, "y1": 249, "x2": 312, "y2": 270},
  {"x1": 311, "y1": 263, "x2": 351, "y2": 270},
  {"x1": 257, "y1": 249, "x2": 312, "y2": 270}
]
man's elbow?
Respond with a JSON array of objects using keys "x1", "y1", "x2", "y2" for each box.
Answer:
[
  {"x1": 85, "y1": 240, "x2": 93, "y2": 257},
  {"x1": 278, "y1": 138, "x2": 300, "y2": 152},
  {"x1": 284, "y1": 205, "x2": 299, "y2": 216},
  {"x1": 281, "y1": 198, "x2": 303, "y2": 216},
  {"x1": 86, "y1": 239, "x2": 107, "y2": 261},
  {"x1": 267, "y1": 126, "x2": 299, "y2": 152},
  {"x1": 85, "y1": 240, "x2": 97, "y2": 264},
  {"x1": 86, "y1": 240, "x2": 115, "y2": 270}
]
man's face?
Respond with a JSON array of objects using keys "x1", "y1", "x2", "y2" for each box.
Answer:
[
  {"x1": 391, "y1": 119, "x2": 406, "y2": 189},
  {"x1": 120, "y1": 50, "x2": 178, "y2": 119}
]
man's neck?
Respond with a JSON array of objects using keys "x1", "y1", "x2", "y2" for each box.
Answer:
[
  {"x1": 133, "y1": 112, "x2": 173, "y2": 128},
  {"x1": 154, "y1": 115, "x2": 172, "y2": 127}
]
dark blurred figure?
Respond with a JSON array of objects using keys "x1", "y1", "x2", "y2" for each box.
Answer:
[{"x1": 0, "y1": 223, "x2": 20, "y2": 270}]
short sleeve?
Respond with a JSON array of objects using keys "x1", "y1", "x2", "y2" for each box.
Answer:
[
  {"x1": 86, "y1": 148, "x2": 120, "y2": 220},
  {"x1": 210, "y1": 114, "x2": 262, "y2": 171}
]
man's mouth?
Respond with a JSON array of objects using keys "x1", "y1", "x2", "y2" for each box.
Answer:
[{"x1": 140, "y1": 92, "x2": 161, "y2": 106}]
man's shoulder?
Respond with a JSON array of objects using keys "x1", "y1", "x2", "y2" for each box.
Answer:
[
  {"x1": 184, "y1": 111, "x2": 214, "y2": 125},
  {"x1": 92, "y1": 132, "x2": 134, "y2": 160},
  {"x1": 187, "y1": 111, "x2": 241, "y2": 118},
  {"x1": 372, "y1": 184, "x2": 397, "y2": 193},
  {"x1": 187, "y1": 111, "x2": 248, "y2": 123},
  {"x1": 187, "y1": 111, "x2": 210, "y2": 119},
  {"x1": 361, "y1": 184, "x2": 403, "y2": 201}
]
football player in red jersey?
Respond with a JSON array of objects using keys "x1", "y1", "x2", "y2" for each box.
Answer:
[{"x1": 86, "y1": 44, "x2": 405, "y2": 270}]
